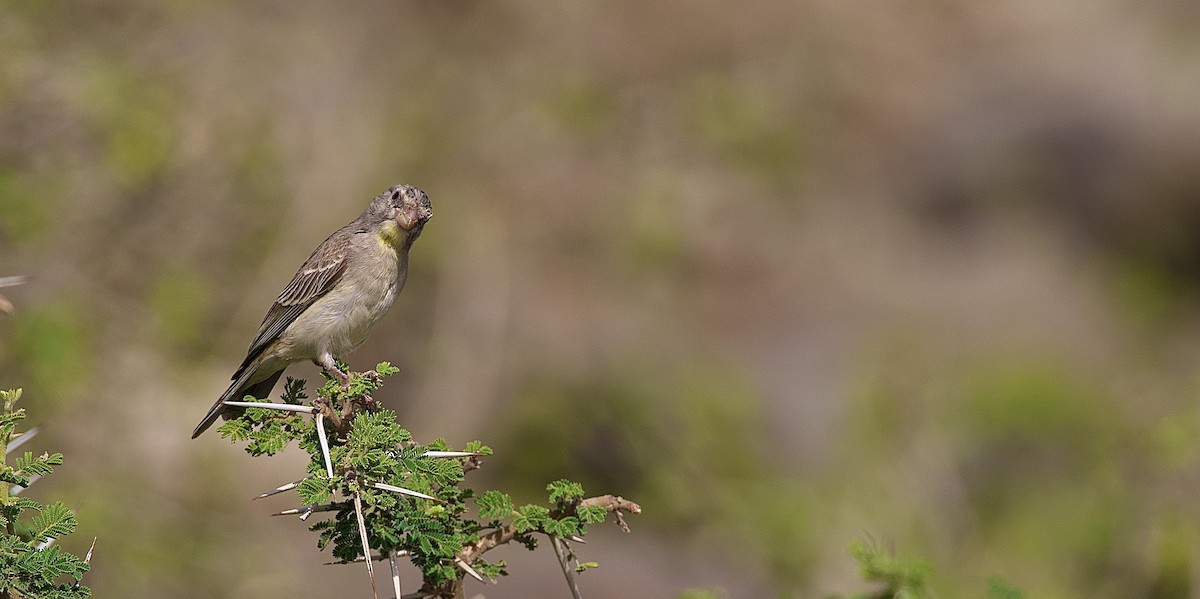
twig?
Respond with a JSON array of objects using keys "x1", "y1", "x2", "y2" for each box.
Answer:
[
  {"x1": 550, "y1": 535, "x2": 583, "y2": 599},
  {"x1": 579, "y1": 495, "x2": 641, "y2": 533},
  {"x1": 458, "y1": 495, "x2": 642, "y2": 564},
  {"x1": 461, "y1": 455, "x2": 484, "y2": 474}
]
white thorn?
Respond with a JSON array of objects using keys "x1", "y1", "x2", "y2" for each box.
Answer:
[
  {"x1": 222, "y1": 400, "x2": 315, "y2": 413},
  {"x1": 421, "y1": 451, "x2": 482, "y2": 458},
  {"x1": 353, "y1": 491, "x2": 378, "y2": 598},
  {"x1": 371, "y1": 482, "x2": 441, "y2": 502},
  {"x1": 390, "y1": 548, "x2": 403, "y2": 598},
  {"x1": 36, "y1": 537, "x2": 57, "y2": 550},
  {"x1": 456, "y1": 557, "x2": 484, "y2": 582},
  {"x1": 270, "y1": 502, "x2": 340, "y2": 517},
  {"x1": 323, "y1": 551, "x2": 408, "y2": 565},
  {"x1": 6, "y1": 426, "x2": 41, "y2": 452},
  {"x1": 316, "y1": 413, "x2": 335, "y2": 478},
  {"x1": 253, "y1": 478, "x2": 307, "y2": 500},
  {"x1": 0, "y1": 276, "x2": 29, "y2": 288}
]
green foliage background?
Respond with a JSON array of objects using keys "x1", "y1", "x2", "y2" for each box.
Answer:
[
  {"x1": 2, "y1": 1, "x2": 1200, "y2": 597},
  {"x1": 0, "y1": 389, "x2": 90, "y2": 598}
]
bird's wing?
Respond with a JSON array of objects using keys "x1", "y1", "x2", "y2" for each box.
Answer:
[{"x1": 236, "y1": 228, "x2": 352, "y2": 373}]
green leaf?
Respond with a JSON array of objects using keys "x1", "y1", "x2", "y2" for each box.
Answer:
[
  {"x1": 513, "y1": 505, "x2": 551, "y2": 533},
  {"x1": 218, "y1": 418, "x2": 252, "y2": 441},
  {"x1": 547, "y1": 479, "x2": 585, "y2": 504},
  {"x1": 578, "y1": 504, "x2": 608, "y2": 524},
  {"x1": 477, "y1": 490, "x2": 515, "y2": 520},
  {"x1": 297, "y1": 477, "x2": 335, "y2": 505},
  {"x1": 31, "y1": 501, "x2": 77, "y2": 542},
  {"x1": 281, "y1": 377, "x2": 308, "y2": 403},
  {"x1": 14, "y1": 451, "x2": 64, "y2": 478},
  {"x1": 548, "y1": 516, "x2": 581, "y2": 537},
  {"x1": 0, "y1": 405, "x2": 24, "y2": 438},
  {"x1": 473, "y1": 559, "x2": 507, "y2": 579}
]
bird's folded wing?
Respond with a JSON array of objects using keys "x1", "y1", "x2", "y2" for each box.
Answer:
[{"x1": 237, "y1": 230, "x2": 351, "y2": 373}]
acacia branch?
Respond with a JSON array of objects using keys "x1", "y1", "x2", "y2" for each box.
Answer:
[
  {"x1": 312, "y1": 369, "x2": 386, "y2": 438},
  {"x1": 459, "y1": 495, "x2": 642, "y2": 564}
]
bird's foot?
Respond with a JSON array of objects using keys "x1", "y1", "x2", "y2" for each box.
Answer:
[
  {"x1": 331, "y1": 368, "x2": 352, "y2": 392},
  {"x1": 314, "y1": 358, "x2": 352, "y2": 389},
  {"x1": 330, "y1": 366, "x2": 350, "y2": 384}
]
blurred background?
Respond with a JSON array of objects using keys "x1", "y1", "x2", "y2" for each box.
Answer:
[{"x1": 2, "y1": 1, "x2": 1200, "y2": 597}]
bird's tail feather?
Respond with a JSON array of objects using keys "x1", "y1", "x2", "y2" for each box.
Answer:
[{"x1": 191, "y1": 368, "x2": 285, "y2": 439}]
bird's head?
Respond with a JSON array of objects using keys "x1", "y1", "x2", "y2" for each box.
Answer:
[{"x1": 365, "y1": 184, "x2": 433, "y2": 247}]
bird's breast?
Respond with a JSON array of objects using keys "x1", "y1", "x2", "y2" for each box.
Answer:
[{"x1": 279, "y1": 241, "x2": 404, "y2": 359}]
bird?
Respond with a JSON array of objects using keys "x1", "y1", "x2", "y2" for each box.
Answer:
[{"x1": 191, "y1": 184, "x2": 432, "y2": 438}]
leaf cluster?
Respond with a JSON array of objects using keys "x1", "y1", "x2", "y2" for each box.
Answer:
[
  {"x1": 478, "y1": 479, "x2": 607, "y2": 543},
  {"x1": 219, "y1": 364, "x2": 615, "y2": 590},
  {"x1": 217, "y1": 377, "x2": 311, "y2": 456},
  {"x1": 0, "y1": 389, "x2": 90, "y2": 599}
]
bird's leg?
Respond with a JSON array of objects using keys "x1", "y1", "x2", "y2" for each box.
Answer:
[
  {"x1": 315, "y1": 354, "x2": 378, "y2": 418},
  {"x1": 314, "y1": 354, "x2": 351, "y2": 388}
]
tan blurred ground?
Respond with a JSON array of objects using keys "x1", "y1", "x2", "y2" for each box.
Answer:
[{"x1": 3, "y1": 1, "x2": 1200, "y2": 597}]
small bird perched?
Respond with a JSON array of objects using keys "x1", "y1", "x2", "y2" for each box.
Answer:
[{"x1": 192, "y1": 184, "x2": 432, "y2": 438}]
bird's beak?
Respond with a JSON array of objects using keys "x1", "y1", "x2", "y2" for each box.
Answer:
[
  {"x1": 396, "y1": 203, "x2": 432, "y2": 231},
  {"x1": 396, "y1": 205, "x2": 419, "y2": 230}
]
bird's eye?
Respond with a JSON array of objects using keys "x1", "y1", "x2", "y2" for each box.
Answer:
[{"x1": 391, "y1": 190, "x2": 401, "y2": 201}]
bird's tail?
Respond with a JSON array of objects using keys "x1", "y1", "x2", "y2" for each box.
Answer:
[{"x1": 191, "y1": 367, "x2": 285, "y2": 439}]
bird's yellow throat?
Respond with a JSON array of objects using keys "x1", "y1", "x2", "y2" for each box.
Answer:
[{"x1": 378, "y1": 221, "x2": 403, "y2": 251}]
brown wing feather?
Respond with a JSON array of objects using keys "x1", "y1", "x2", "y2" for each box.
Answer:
[{"x1": 235, "y1": 228, "x2": 352, "y2": 374}]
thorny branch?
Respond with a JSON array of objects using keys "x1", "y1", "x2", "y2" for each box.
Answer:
[
  {"x1": 239, "y1": 368, "x2": 641, "y2": 599},
  {"x1": 459, "y1": 495, "x2": 641, "y2": 565},
  {"x1": 312, "y1": 369, "x2": 385, "y2": 437},
  {"x1": 399, "y1": 495, "x2": 643, "y2": 599}
]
